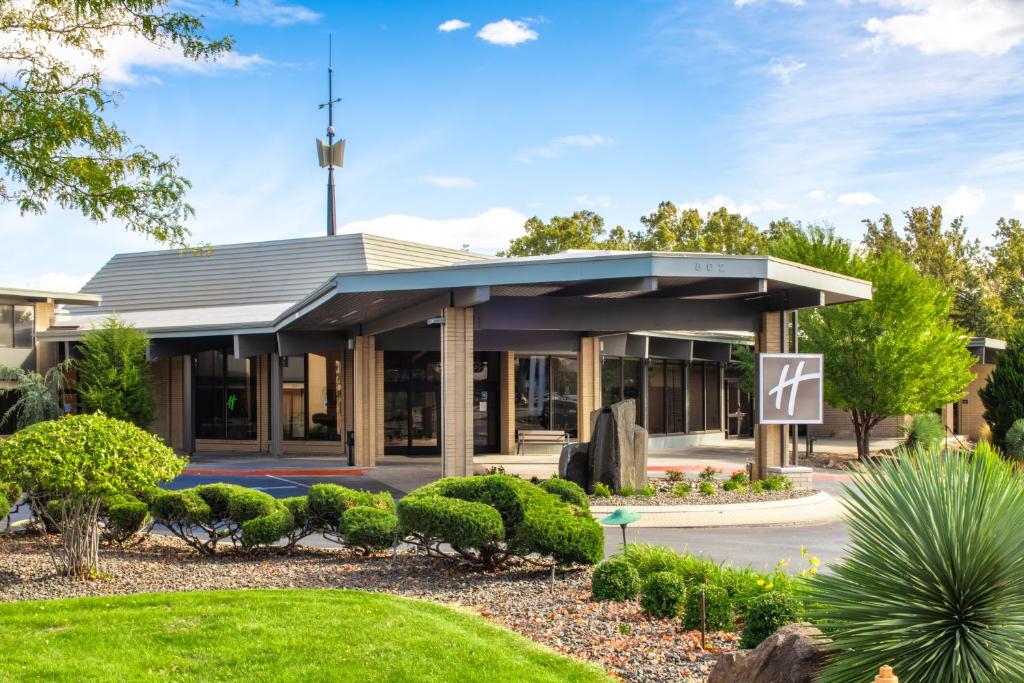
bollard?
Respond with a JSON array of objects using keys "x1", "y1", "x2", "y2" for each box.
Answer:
[{"x1": 874, "y1": 665, "x2": 897, "y2": 683}]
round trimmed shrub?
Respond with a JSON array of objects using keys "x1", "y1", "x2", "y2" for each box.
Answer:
[
  {"x1": 682, "y1": 584, "x2": 732, "y2": 631},
  {"x1": 308, "y1": 483, "x2": 389, "y2": 528},
  {"x1": 195, "y1": 483, "x2": 247, "y2": 519},
  {"x1": 101, "y1": 494, "x2": 150, "y2": 545},
  {"x1": 0, "y1": 490, "x2": 8, "y2": 517},
  {"x1": 227, "y1": 488, "x2": 278, "y2": 524},
  {"x1": 342, "y1": 506, "x2": 398, "y2": 553},
  {"x1": 538, "y1": 477, "x2": 589, "y2": 510},
  {"x1": 240, "y1": 507, "x2": 294, "y2": 550},
  {"x1": 398, "y1": 474, "x2": 603, "y2": 569},
  {"x1": 640, "y1": 571, "x2": 686, "y2": 618},
  {"x1": 592, "y1": 558, "x2": 641, "y2": 601},
  {"x1": 741, "y1": 591, "x2": 802, "y2": 648}
]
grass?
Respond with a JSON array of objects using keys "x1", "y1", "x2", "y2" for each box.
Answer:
[{"x1": 0, "y1": 589, "x2": 612, "y2": 682}]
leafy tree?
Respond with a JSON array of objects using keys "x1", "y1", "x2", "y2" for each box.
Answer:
[
  {"x1": 0, "y1": 413, "x2": 184, "y2": 577},
  {"x1": 773, "y1": 227, "x2": 975, "y2": 458},
  {"x1": 499, "y1": 211, "x2": 620, "y2": 257},
  {"x1": 0, "y1": 360, "x2": 72, "y2": 430},
  {"x1": 766, "y1": 220, "x2": 856, "y2": 275},
  {"x1": 77, "y1": 318, "x2": 154, "y2": 428},
  {"x1": 1, "y1": 0, "x2": 235, "y2": 246},
  {"x1": 631, "y1": 202, "x2": 766, "y2": 254},
  {"x1": 979, "y1": 330, "x2": 1024, "y2": 451},
  {"x1": 988, "y1": 218, "x2": 1024, "y2": 331},
  {"x1": 862, "y1": 207, "x2": 990, "y2": 335}
]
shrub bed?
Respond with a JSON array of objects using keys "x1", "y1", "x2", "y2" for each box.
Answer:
[
  {"x1": 640, "y1": 571, "x2": 686, "y2": 618},
  {"x1": 398, "y1": 474, "x2": 603, "y2": 569},
  {"x1": 740, "y1": 590, "x2": 802, "y2": 648},
  {"x1": 682, "y1": 584, "x2": 732, "y2": 632},
  {"x1": 591, "y1": 558, "x2": 641, "y2": 601}
]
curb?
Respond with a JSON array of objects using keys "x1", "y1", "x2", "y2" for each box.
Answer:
[{"x1": 590, "y1": 491, "x2": 844, "y2": 528}]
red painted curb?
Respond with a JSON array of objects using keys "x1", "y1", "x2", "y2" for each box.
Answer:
[{"x1": 183, "y1": 468, "x2": 368, "y2": 477}]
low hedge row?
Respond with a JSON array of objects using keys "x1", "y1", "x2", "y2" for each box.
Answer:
[
  {"x1": 150, "y1": 483, "x2": 398, "y2": 555},
  {"x1": 397, "y1": 474, "x2": 602, "y2": 569}
]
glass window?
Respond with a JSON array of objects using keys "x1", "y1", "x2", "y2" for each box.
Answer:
[
  {"x1": 688, "y1": 362, "x2": 706, "y2": 431},
  {"x1": 195, "y1": 350, "x2": 257, "y2": 440},
  {"x1": 0, "y1": 306, "x2": 12, "y2": 348},
  {"x1": 647, "y1": 360, "x2": 665, "y2": 435},
  {"x1": 666, "y1": 361, "x2": 685, "y2": 434},
  {"x1": 282, "y1": 352, "x2": 342, "y2": 441},
  {"x1": 622, "y1": 358, "x2": 641, "y2": 403},
  {"x1": 514, "y1": 355, "x2": 578, "y2": 437},
  {"x1": 705, "y1": 363, "x2": 721, "y2": 431},
  {"x1": 13, "y1": 306, "x2": 33, "y2": 348},
  {"x1": 601, "y1": 357, "x2": 622, "y2": 407}
]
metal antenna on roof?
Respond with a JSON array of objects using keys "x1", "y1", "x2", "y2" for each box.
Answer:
[{"x1": 317, "y1": 34, "x2": 345, "y2": 236}]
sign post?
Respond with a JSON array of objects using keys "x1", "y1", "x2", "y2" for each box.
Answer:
[{"x1": 757, "y1": 352, "x2": 823, "y2": 489}]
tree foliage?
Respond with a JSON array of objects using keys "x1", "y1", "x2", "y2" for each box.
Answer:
[
  {"x1": 979, "y1": 330, "x2": 1024, "y2": 451},
  {"x1": 0, "y1": 413, "x2": 184, "y2": 577},
  {"x1": 0, "y1": 0, "x2": 234, "y2": 245},
  {"x1": 498, "y1": 211, "x2": 622, "y2": 257},
  {"x1": 0, "y1": 360, "x2": 72, "y2": 430},
  {"x1": 987, "y1": 218, "x2": 1024, "y2": 332},
  {"x1": 77, "y1": 317, "x2": 154, "y2": 429},
  {"x1": 630, "y1": 202, "x2": 766, "y2": 254}
]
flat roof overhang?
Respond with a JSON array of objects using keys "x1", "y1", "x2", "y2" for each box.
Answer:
[{"x1": 0, "y1": 286, "x2": 101, "y2": 307}]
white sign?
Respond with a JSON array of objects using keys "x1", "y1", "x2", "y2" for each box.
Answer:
[{"x1": 758, "y1": 353, "x2": 824, "y2": 424}]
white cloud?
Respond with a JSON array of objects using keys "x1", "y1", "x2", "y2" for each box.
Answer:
[
  {"x1": 679, "y1": 195, "x2": 786, "y2": 216},
  {"x1": 1013, "y1": 194, "x2": 1024, "y2": 211},
  {"x1": 180, "y1": 0, "x2": 321, "y2": 26},
  {"x1": 573, "y1": 193, "x2": 614, "y2": 208},
  {"x1": 837, "y1": 191, "x2": 882, "y2": 206},
  {"x1": 339, "y1": 207, "x2": 528, "y2": 253},
  {"x1": 768, "y1": 56, "x2": 807, "y2": 84},
  {"x1": 944, "y1": 184, "x2": 986, "y2": 216},
  {"x1": 477, "y1": 19, "x2": 538, "y2": 46},
  {"x1": 422, "y1": 175, "x2": 476, "y2": 189},
  {"x1": 438, "y1": 19, "x2": 471, "y2": 32},
  {"x1": 808, "y1": 189, "x2": 829, "y2": 203},
  {"x1": 863, "y1": 0, "x2": 1024, "y2": 56},
  {"x1": 517, "y1": 134, "x2": 613, "y2": 162},
  {"x1": 22, "y1": 272, "x2": 91, "y2": 293},
  {"x1": 973, "y1": 149, "x2": 1024, "y2": 176}
]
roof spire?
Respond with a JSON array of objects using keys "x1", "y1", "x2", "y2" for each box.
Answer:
[{"x1": 316, "y1": 34, "x2": 345, "y2": 236}]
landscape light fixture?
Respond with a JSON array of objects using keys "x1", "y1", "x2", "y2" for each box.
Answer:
[
  {"x1": 316, "y1": 34, "x2": 346, "y2": 236},
  {"x1": 600, "y1": 508, "x2": 641, "y2": 549}
]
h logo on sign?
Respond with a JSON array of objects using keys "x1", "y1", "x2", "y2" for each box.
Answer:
[{"x1": 767, "y1": 360, "x2": 821, "y2": 418}]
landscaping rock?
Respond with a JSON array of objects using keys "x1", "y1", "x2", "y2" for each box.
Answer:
[
  {"x1": 707, "y1": 623, "x2": 829, "y2": 683},
  {"x1": 589, "y1": 399, "x2": 647, "y2": 492},
  {"x1": 558, "y1": 442, "x2": 590, "y2": 490}
]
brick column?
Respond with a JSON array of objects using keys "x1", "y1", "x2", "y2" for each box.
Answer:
[
  {"x1": 441, "y1": 307, "x2": 474, "y2": 477},
  {"x1": 499, "y1": 351, "x2": 516, "y2": 455},
  {"x1": 754, "y1": 311, "x2": 785, "y2": 480},
  {"x1": 353, "y1": 336, "x2": 378, "y2": 467},
  {"x1": 376, "y1": 350, "x2": 385, "y2": 458},
  {"x1": 33, "y1": 302, "x2": 56, "y2": 373},
  {"x1": 577, "y1": 336, "x2": 602, "y2": 443}
]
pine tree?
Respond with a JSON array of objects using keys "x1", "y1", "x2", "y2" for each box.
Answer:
[
  {"x1": 77, "y1": 318, "x2": 154, "y2": 429},
  {"x1": 979, "y1": 330, "x2": 1024, "y2": 450}
]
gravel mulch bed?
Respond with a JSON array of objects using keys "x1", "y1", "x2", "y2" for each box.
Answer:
[
  {"x1": 592, "y1": 478, "x2": 819, "y2": 507},
  {"x1": 0, "y1": 533, "x2": 735, "y2": 683}
]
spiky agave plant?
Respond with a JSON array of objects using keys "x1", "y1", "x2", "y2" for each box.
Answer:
[{"x1": 806, "y1": 443, "x2": 1024, "y2": 682}]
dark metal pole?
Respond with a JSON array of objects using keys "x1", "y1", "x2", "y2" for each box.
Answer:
[
  {"x1": 792, "y1": 310, "x2": 800, "y2": 466},
  {"x1": 326, "y1": 35, "x2": 336, "y2": 236}
]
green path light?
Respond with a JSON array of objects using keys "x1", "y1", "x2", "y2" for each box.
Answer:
[{"x1": 600, "y1": 508, "x2": 641, "y2": 549}]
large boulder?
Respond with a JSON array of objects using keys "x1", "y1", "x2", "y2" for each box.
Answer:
[
  {"x1": 708, "y1": 624, "x2": 830, "y2": 683},
  {"x1": 588, "y1": 399, "x2": 647, "y2": 492},
  {"x1": 558, "y1": 442, "x2": 590, "y2": 490}
]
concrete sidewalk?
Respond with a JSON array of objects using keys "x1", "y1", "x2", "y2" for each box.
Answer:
[{"x1": 591, "y1": 491, "x2": 844, "y2": 528}]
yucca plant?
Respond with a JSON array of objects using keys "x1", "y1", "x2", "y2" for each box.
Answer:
[
  {"x1": 1004, "y1": 418, "x2": 1024, "y2": 462},
  {"x1": 897, "y1": 412, "x2": 945, "y2": 452},
  {"x1": 805, "y1": 443, "x2": 1024, "y2": 682}
]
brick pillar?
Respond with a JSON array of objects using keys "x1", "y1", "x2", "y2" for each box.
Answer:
[
  {"x1": 353, "y1": 336, "x2": 378, "y2": 467},
  {"x1": 754, "y1": 311, "x2": 785, "y2": 480},
  {"x1": 341, "y1": 348, "x2": 354, "y2": 443},
  {"x1": 376, "y1": 350, "x2": 385, "y2": 458},
  {"x1": 442, "y1": 307, "x2": 474, "y2": 477},
  {"x1": 577, "y1": 337, "x2": 602, "y2": 443},
  {"x1": 33, "y1": 302, "x2": 56, "y2": 374},
  {"x1": 499, "y1": 351, "x2": 516, "y2": 455}
]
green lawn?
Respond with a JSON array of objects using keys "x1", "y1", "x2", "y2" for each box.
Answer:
[{"x1": 0, "y1": 589, "x2": 611, "y2": 682}]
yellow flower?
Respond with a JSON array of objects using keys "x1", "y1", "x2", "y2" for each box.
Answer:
[
  {"x1": 756, "y1": 579, "x2": 765, "y2": 587},
  {"x1": 765, "y1": 582, "x2": 774, "y2": 590},
  {"x1": 811, "y1": 557, "x2": 820, "y2": 567}
]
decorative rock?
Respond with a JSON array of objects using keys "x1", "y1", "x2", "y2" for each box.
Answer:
[
  {"x1": 558, "y1": 442, "x2": 590, "y2": 490},
  {"x1": 589, "y1": 399, "x2": 647, "y2": 492},
  {"x1": 708, "y1": 624, "x2": 830, "y2": 683}
]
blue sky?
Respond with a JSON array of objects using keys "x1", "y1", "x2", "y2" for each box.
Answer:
[{"x1": 4, "y1": 0, "x2": 1024, "y2": 291}]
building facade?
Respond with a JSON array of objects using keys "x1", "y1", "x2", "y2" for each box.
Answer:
[{"x1": 29, "y1": 233, "x2": 872, "y2": 478}]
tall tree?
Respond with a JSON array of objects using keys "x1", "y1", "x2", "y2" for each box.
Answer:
[
  {"x1": 498, "y1": 211, "x2": 620, "y2": 257},
  {"x1": 77, "y1": 317, "x2": 154, "y2": 429},
  {"x1": 988, "y1": 217, "x2": 1024, "y2": 332},
  {"x1": 979, "y1": 330, "x2": 1024, "y2": 452},
  {"x1": 632, "y1": 202, "x2": 766, "y2": 254},
  {"x1": 772, "y1": 224, "x2": 975, "y2": 459},
  {"x1": 1, "y1": 0, "x2": 234, "y2": 246}
]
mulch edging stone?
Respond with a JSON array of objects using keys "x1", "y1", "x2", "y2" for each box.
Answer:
[
  {"x1": 592, "y1": 478, "x2": 819, "y2": 507},
  {"x1": 0, "y1": 533, "x2": 735, "y2": 683}
]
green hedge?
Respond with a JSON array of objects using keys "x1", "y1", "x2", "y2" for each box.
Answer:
[
  {"x1": 682, "y1": 584, "x2": 733, "y2": 632},
  {"x1": 741, "y1": 591, "x2": 802, "y2": 648},
  {"x1": 100, "y1": 494, "x2": 150, "y2": 546},
  {"x1": 342, "y1": 506, "x2": 398, "y2": 553},
  {"x1": 591, "y1": 558, "x2": 641, "y2": 601},
  {"x1": 537, "y1": 477, "x2": 589, "y2": 510},
  {"x1": 398, "y1": 474, "x2": 603, "y2": 569},
  {"x1": 640, "y1": 571, "x2": 686, "y2": 618}
]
